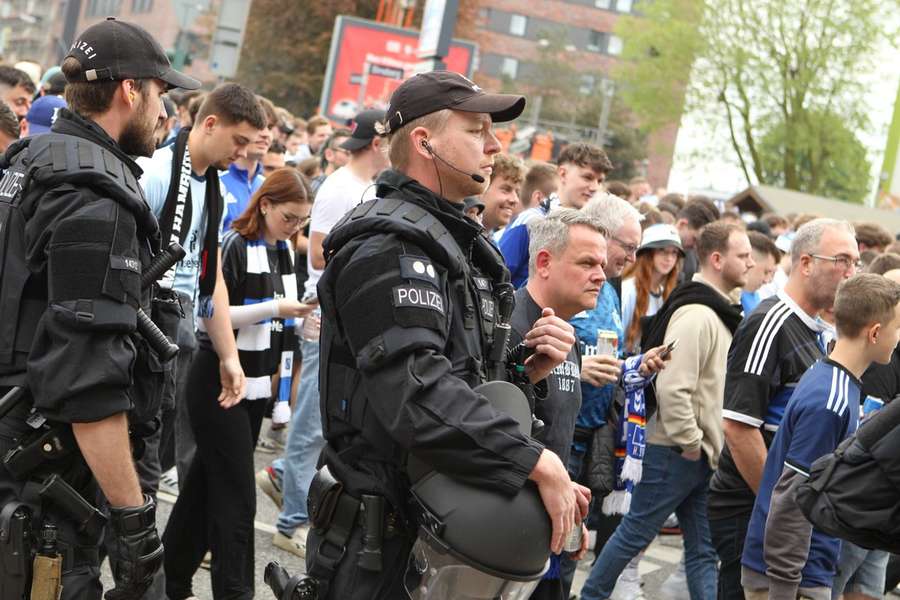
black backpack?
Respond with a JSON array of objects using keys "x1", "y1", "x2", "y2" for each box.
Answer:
[{"x1": 796, "y1": 398, "x2": 900, "y2": 553}]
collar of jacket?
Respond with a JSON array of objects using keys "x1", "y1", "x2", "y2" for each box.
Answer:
[
  {"x1": 375, "y1": 168, "x2": 484, "y2": 251},
  {"x1": 51, "y1": 108, "x2": 144, "y2": 179}
]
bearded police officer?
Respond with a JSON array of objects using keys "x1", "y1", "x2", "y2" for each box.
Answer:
[
  {"x1": 305, "y1": 72, "x2": 586, "y2": 599},
  {"x1": 0, "y1": 19, "x2": 201, "y2": 599}
]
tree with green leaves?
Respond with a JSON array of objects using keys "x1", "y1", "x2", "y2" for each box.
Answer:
[
  {"x1": 236, "y1": 0, "x2": 481, "y2": 119},
  {"x1": 236, "y1": 0, "x2": 379, "y2": 118},
  {"x1": 615, "y1": 0, "x2": 898, "y2": 203}
]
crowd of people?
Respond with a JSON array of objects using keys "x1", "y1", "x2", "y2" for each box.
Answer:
[{"x1": 2, "y1": 16, "x2": 900, "y2": 600}]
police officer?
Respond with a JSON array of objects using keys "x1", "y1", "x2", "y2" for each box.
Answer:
[
  {"x1": 308, "y1": 71, "x2": 586, "y2": 598},
  {"x1": 0, "y1": 19, "x2": 200, "y2": 599}
]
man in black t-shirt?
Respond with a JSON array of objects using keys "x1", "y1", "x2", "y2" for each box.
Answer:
[
  {"x1": 709, "y1": 219, "x2": 859, "y2": 600},
  {"x1": 511, "y1": 208, "x2": 608, "y2": 600}
]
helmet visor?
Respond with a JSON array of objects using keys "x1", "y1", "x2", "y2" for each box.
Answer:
[{"x1": 404, "y1": 537, "x2": 541, "y2": 600}]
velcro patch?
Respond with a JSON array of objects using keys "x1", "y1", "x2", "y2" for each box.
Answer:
[
  {"x1": 473, "y1": 277, "x2": 491, "y2": 291},
  {"x1": 109, "y1": 255, "x2": 142, "y2": 274},
  {"x1": 481, "y1": 297, "x2": 495, "y2": 319},
  {"x1": 399, "y1": 255, "x2": 439, "y2": 285},
  {"x1": 392, "y1": 285, "x2": 445, "y2": 315}
]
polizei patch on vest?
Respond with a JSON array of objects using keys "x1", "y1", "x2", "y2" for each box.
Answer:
[{"x1": 392, "y1": 285, "x2": 445, "y2": 315}]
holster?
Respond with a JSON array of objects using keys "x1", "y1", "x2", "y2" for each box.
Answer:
[
  {"x1": 2, "y1": 425, "x2": 75, "y2": 480},
  {"x1": 307, "y1": 465, "x2": 343, "y2": 530},
  {"x1": 0, "y1": 502, "x2": 32, "y2": 600}
]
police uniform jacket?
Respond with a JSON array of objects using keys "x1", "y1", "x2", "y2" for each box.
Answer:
[
  {"x1": 316, "y1": 169, "x2": 544, "y2": 513},
  {"x1": 0, "y1": 109, "x2": 161, "y2": 425}
]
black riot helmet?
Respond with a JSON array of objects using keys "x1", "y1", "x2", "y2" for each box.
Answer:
[{"x1": 405, "y1": 381, "x2": 551, "y2": 599}]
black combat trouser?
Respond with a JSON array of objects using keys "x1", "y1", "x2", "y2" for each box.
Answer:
[{"x1": 0, "y1": 388, "x2": 103, "y2": 600}]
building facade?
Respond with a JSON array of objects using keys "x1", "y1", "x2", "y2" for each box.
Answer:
[
  {"x1": 0, "y1": 0, "x2": 61, "y2": 66},
  {"x1": 468, "y1": 0, "x2": 678, "y2": 188}
]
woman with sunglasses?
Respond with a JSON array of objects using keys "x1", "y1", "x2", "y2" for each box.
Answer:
[{"x1": 163, "y1": 168, "x2": 314, "y2": 600}]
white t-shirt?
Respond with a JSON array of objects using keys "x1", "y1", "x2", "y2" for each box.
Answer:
[
  {"x1": 620, "y1": 277, "x2": 665, "y2": 351},
  {"x1": 138, "y1": 145, "x2": 225, "y2": 304},
  {"x1": 304, "y1": 166, "x2": 377, "y2": 298}
]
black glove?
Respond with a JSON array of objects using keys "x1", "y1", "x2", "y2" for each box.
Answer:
[{"x1": 105, "y1": 494, "x2": 163, "y2": 600}]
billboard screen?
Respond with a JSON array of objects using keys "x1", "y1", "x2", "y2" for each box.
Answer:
[{"x1": 319, "y1": 15, "x2": 476, "y2": 122}]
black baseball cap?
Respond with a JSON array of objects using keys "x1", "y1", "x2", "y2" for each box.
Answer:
[
  {"x1": 463, "y1": 196, "x2": 485, "y2": 215},
  {"x1": 340, "y1": 109, "x2": 387, "y2": 151},
  {"x1": 65, "y1": 17, "x2": 200, "y2": 90},
  {"x1": 379, "y1": 71, "x2": 525, "y2": 135}
]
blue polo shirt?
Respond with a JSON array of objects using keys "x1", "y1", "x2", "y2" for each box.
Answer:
[
  {"x1": 742, "y1": 358, "x2": 860, "y2": 589},
  {"x1": 569, "y1": 282, "x2": 624, "y2": 431},
  {"x1": 221, "y1": 162, "x2": 264, "y2": 232}
]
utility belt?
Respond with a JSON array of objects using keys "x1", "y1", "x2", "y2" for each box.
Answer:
[
  {"x1": 0, "y1": 472, "x2": 108, "y2": 600},
  {"x1": 266, "y1": 464, "x2": 402, "y2": 600}
]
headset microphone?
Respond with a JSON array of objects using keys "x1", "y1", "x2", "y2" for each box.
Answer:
[{"x1": 422, "y1": 140, "x2": 486, "y2": 184}]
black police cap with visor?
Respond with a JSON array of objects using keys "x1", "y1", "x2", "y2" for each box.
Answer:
[
  {"x1": 65, "y1": 17, "x2": 201, "y2": 91},
  {"x1": 376, "y1": 71, "x2": 526, "y2": 135}
]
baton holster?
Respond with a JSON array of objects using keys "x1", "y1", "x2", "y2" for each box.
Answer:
[{"x1": 0, "y1": 502, "x2": 32, "y2": 600}]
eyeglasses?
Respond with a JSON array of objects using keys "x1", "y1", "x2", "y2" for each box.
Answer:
[
  {"x1": 275, "y1": 207, "x2": 310, "y2": 228},
  {"x1": 810, "y1": 254, "x2": 861, "y2": 272},
  {"x1": 611, "y1": 236, "x2": 639, "y2": 257}
]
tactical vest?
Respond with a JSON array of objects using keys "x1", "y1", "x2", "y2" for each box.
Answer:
[
  {"x1": 0, "y1": 133, "x2": 152, "y2": 376},
  {"x1": 317, "y1": 195, "x2": 508, "y2": 493}
]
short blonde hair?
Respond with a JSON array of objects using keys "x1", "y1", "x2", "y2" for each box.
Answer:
[
  {"x1": 387, "y1": 109, "x2": 451, "y2": 171},
  {"x1": 491, "y1": 153, "x2": 525, "y2": 187}
]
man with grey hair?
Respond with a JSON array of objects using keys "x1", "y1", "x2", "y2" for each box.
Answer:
[
  {"x1": 709, "y1": 218, "x2": 859, "y2": 600},
  {"x1": 515, "y1": 208, "x2": 609, "y2": 597},
  {"x1": 559, "y1": 193, "x2": 659, "y2": 598}
]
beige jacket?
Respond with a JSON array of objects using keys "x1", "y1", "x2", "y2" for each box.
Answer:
[{"x1": 646, "y1": 274, "x2": 734, "y2": 469}]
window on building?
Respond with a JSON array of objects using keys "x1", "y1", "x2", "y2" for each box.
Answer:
[
  {"x1": 587, "y1": 30, "x2": 606, "y2": 53},
  {"x1": 509, "y1": 14, "x2": 528, "y2": 36},
  {"x1": 501, "y1": 57, "x2": 519, "y2": 79},
  {"x1": 87, "y1": 0, "x2": 121, "y2": 16},
  {"x1": 608, "y1": 34, "x2": 624, "y2": 55},
  {"x1": 594, "y1": 0, "x2": 612, "y2": 8},
  {"x1": 132, "y1": 0, "x2": 153, "y2": 12},
  {"x1": 579, "y1": 74, "x2": 596, "y2": 95},
  {"x1": 616, "y1": 0, "x2": 634, "y2": 12}
]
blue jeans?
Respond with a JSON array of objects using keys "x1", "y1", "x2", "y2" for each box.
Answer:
[
  {"x1": 580, "y1": 444, "x2": 718, "y2": 600},
  {"x1": 274, "y1": 339, "x2": 325, "y2": 537},
  {"x1": 831, "y1": 542, "x2": 889, "y2": 599}
]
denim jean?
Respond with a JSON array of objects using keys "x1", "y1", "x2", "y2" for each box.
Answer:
[
  {"x1": 579, "y1": 444, "x2": 718, "y2": 600},
  {"x1": 831, "y1": 542, "x2": 889, "y2": 599},
  {"x1": 709, "y1": 512, "x2": 750, "y2": 600},
  {"x1": 274, "y1": 339, "x2": 325, "y2": 537}
]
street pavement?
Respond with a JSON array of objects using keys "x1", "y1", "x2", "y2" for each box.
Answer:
[
  {"x1": 101, "y1": 436, "x2": 685, "y2": 598},
  {"x1": 100, "y1": 433, "x2": 894, "y2": 599}
]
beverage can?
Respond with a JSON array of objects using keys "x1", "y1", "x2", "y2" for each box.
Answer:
[{"x1": 564, "y1": 522, "x2": 583, "y2": 553}]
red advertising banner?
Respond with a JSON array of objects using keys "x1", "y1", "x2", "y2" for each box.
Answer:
[{"x1": 319, "y1": 16, "x2": 477, "y2": 121}]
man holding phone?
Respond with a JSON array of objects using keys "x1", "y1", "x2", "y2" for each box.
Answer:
[{"x1": 579, "y1": 222, "x2": 752, "y2": 600}]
